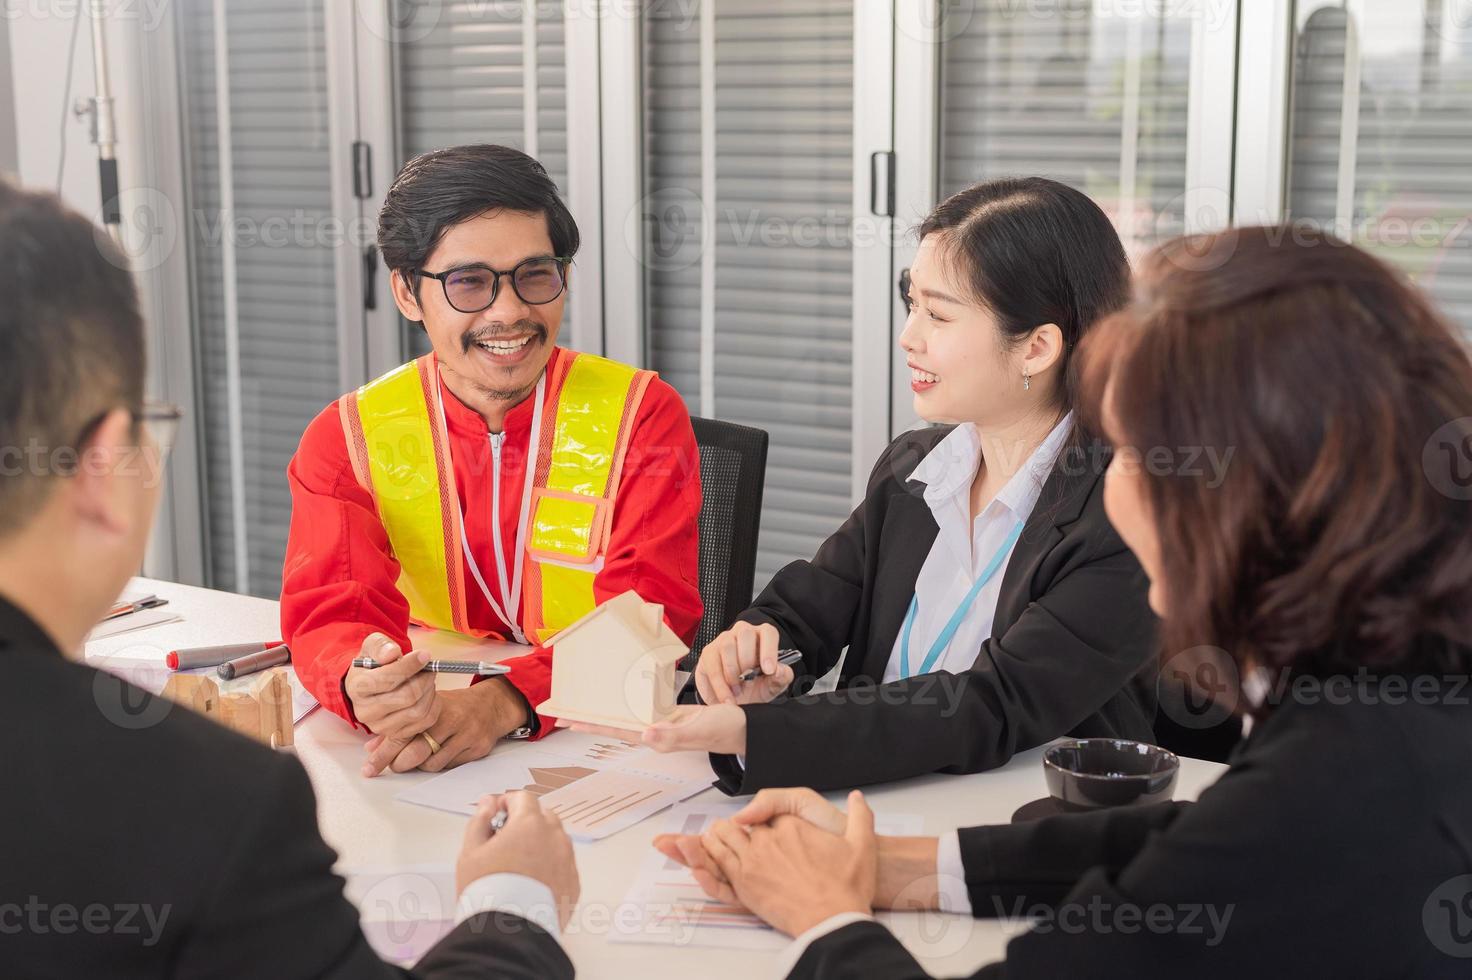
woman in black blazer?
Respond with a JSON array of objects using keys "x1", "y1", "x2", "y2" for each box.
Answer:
[
  {"x1": 568, "y1": 178, "x2": 1162, "y2": 792},
  {"x1": 655, "y1": 226, "x2": 1472, "y2": 978}
]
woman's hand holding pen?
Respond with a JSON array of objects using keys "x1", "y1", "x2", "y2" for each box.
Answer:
[{"x1": 695, "y1": 622, "x2": 795, "y2": 705}]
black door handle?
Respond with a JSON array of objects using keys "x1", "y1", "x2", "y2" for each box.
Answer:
[
  {"x1": 363, "y1": 245, "x2": 378, "y2": 311},
  {"x1": 870, "y1": 150, "x2": 895, "y2": 218}
]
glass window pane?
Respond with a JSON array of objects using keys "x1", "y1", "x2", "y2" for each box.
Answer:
[
  {"x1": 642, "y1": 0, "x2": 856, "y2": 589},
  {"x1": 1287, "y1": 0, "x2": 1472, "y2": 336},
  {"x1": 939, "y1": 0, "x2": 1196, "y2": 254},
  {"x1": 179, "y1": 0, "x2": 341, "y2": 597},
  {"x1": 391, "y1": 0, "x2": 570, "y2": 358}
]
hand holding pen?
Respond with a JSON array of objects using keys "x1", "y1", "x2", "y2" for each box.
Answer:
[
  {"x1": 351, "y1": 656, "x2": 509, "y2": 676},
  {"x1": 454, "y1": 791, "x2": 581, "y2": 928},
  {"x1": 694, "y1": 620, "x2": 803, "y2": 705}
]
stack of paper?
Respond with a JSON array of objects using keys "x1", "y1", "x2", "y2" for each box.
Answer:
[
  {"x1": 87, "y1": 588, "x2": 181, "y2": 641},
  {"x1": 396, "y1": 731, "x2": 715, "y2": 840}
]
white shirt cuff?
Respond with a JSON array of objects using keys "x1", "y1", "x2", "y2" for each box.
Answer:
[
  {"x1": 774, "y1": 912, "x2": 874, "y2": 978},
  {"x1": 454, "y1": 873, "x2": 561, "y2": 939},
  {"x1": 935, "y1": 830, "x2": 973, "y2": 915}
]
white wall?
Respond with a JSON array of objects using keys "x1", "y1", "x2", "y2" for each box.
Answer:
[
  {"x1": 8, "y1": 5, "x2": 103, "y2": 214},
  {"x1": 6, "y1": 3, "x2": 206, "y2": 585}
]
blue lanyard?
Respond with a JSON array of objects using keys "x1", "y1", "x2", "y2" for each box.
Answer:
[{"x1": 899, "y1": 519, "x2": 1025, "y2": 679}]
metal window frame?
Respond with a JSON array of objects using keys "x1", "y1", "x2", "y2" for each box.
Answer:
[
  {"x1": 851, "y1": 0, "x2": 898, "y2": 501},
  {"x1": 131, "y1": 4, "x2": 206, "y2": 585},
  {"x1": 890, "y1": 0, "x2": 942, "y2": 441},
  {"x1": 598, "y1": 5, "x2": 644, "y2": 366},
  {"x1": 565, "y1": 7, "x2": 607, "y2": 356},
  {"x1": 1184, "y1": 0, "x2": 1241, "y2": 234},
  {"x1": 1233, "y1": 0, "x2": 1295, "y2": 224}
]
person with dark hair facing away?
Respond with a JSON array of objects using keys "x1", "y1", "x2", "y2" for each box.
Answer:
[
  {"x1": 281, "y1": 144, "x2": 703, "y2": 777},
  {"x1": 657, "y1": 225, "x2": 1472, "y2": 978},
  {"x1": 0, "y1": 179, "x2": 581, "y2": 977},
  {"x1": 572, "y1": 177, "x2": 1161, "y2": 794}
]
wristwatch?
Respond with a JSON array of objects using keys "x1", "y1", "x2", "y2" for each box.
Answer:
[
  {"x1": 503, "y1": 695, "x2": 540, "y2": 740},
  {"x1": 491, "y1": 676, "x2": 539, "y2": 740}
]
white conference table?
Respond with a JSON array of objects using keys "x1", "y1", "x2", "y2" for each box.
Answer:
[{"x1": 85, "y1": 578, "x2": 1228, "y2": 979}]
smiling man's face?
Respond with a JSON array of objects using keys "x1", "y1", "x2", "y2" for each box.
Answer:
[{"x1": 394, "y1": 209, "x2": 567, "y2": 409}]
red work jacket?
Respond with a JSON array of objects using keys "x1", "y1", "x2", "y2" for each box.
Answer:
[{"x1": 281, "y1": 346, "x2": 704, "y2": 735}]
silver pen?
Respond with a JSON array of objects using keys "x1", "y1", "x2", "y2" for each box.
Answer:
[
  {"x1": 737, "y1": 648, "x2": 803, "y2": 683},
  {"x1": 351, "y1": 656, "x2": 510, "y2": 676}
]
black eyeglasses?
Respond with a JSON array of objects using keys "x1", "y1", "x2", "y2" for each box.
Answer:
[
  {"x1": 136, "y1": 401, "x2": 184, "y2": 459},
  {"x1": 417, "y1": 256, "x2": 570, "y2": 314},
  {"x1": 62, "y1": 400, "x2": 184, "y2": 476}
]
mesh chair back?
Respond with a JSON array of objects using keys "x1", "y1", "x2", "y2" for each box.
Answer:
[{"x1": 685, "y1": 417, "x2": 769, "y2": 670}]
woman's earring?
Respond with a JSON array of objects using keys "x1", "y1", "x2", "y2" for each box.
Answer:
[{"x1": 1023, "y1": 372, "x2": 1031, "y2": 391}]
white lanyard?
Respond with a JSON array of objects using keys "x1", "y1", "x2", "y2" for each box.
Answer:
[{"x1": 433, "y1": 367, "x2": 544, "y2": 644}]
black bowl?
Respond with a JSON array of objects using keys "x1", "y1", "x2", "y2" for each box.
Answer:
[{"x1": 1043, "y1": 739, "x2": 1180, "y2": 809}]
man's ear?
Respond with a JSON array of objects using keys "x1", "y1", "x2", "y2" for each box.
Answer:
[
  {"x1": 390, "y1": 268, "x2": 425, "y2": 323},
  {"x1": 69, "y1": 408, "x2": 136, "y2": 536},
  {"x1": 1021, "y1": 323, "x2": 1065, "y2": 378}
]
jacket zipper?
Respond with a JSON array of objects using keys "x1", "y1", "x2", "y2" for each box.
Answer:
[{"x1": 488, "y1": 431, "x2": 517, "y2": 638}]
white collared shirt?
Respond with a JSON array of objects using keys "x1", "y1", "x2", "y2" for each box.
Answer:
[{"x1": 882, "y1": 415, "x2": 1074, "y2": 684}]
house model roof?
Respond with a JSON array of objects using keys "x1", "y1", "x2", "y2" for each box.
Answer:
[{"x1": 546, "y1": 589, "x2": 686, "y2": 658}]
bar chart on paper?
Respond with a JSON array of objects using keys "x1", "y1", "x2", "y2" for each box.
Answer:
[{"x1": 395, "y1": 731, "x2": 715, "y2": 839}]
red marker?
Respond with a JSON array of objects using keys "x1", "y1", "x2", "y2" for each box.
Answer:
[{"x1": 167, "y1": 641, "x2": 284, "y2": 671}]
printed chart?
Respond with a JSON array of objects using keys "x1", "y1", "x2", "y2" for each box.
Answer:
[{"x1": 396, "y1": 730, "x2": 715, "y2": 840}]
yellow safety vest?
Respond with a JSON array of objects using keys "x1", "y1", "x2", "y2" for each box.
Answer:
[{"x1": 338, "y1": 350, "x2": 654, "y2": 644}]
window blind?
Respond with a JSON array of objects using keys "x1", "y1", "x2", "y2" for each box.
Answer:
[
  {"x1": 178, "y1": 0, "x2": 342, "y2": 598},
  {"x1": 643, "y1": 0, "x2": 857, "y2": 589},
  {"x1": 1287, "y1": 2, "x2": 1472, "y2": 335},
  {"x1": 939, "y1": 0, "x2": 1194, "y2": 251},
  {"x1": 393, "y1": 0, "x2": 569, "y2": 360}
]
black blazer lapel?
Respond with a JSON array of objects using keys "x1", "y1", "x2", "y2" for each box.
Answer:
[
  {"x1": 851, "y1": 489, "x2": 938, "y2": 682},
  {"x1": 991, "y1": 439, "x2": 1109, "y2": 637}
]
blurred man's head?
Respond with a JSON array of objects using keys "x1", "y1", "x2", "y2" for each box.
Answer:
[
  {"x1": 0, "y1": 180, "x2": 162, "y2": 650},
  {"x1": 378, "y1": 144, "x2": 578, "y2": 415}
]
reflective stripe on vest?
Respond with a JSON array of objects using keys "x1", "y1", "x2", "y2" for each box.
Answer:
[
  {"x1": 340, "y1": 355, "x2": 470, "y2": 635},
  {"x1": 340, "y1": 351, "x2": 652, "y2": 644}
]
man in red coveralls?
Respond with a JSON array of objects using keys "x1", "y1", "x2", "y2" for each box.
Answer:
[{"x1": 281, "y1": 144, "x2": 702, "y2": 777}]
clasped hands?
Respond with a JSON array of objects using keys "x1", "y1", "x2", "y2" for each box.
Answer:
[
  {"x1": 345, "y1": 633, "x2": 529, "y2": 776},
  {"x1": 652, "y1": 788, "x2": 948, "y2": 938}
]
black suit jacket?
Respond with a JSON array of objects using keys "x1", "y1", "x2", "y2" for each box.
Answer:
[
  {"x1": 788, "y1": 658, "x2": 1472, "y2": 979},
  {"x1": 712, "y1": 426, "x2": 1158, "y2": 794},
  {"x1": 0, "y1": 596, "x2": 572, "y2": 979}
]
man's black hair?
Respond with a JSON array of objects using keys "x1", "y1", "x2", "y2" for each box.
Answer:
[
  {"x1": 0, "y1": 179, "x2": 145, "y2": 535},
  {"x1": 377, "y1": 144, "x2": 580, "y2": 297}
]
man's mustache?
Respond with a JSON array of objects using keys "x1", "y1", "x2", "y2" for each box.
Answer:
[{"x1": 461, "y1": 320, "x2": 547, "y2": 354}]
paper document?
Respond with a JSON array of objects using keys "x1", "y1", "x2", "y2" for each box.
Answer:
[
  {"x1": 611, "y1": 802, "x2": 923, "y2": 949},
  {"x1": 86, "y1": 607, "x2": 182, "y2": 641},
  {"x1": 342, "y1": 864, "x2": 457, "y2": 966},
  {"x1": 397, "y1": 730, "x2": 714, "y2": 840}
]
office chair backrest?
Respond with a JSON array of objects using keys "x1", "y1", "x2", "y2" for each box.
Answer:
[{"x1": 686, "y1": 417, "x2": 769, "y2": 670}]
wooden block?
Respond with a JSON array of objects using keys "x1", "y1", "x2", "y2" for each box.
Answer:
[{"x1": 160, "y1": 666, "x2": 293, "y2": 749}]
